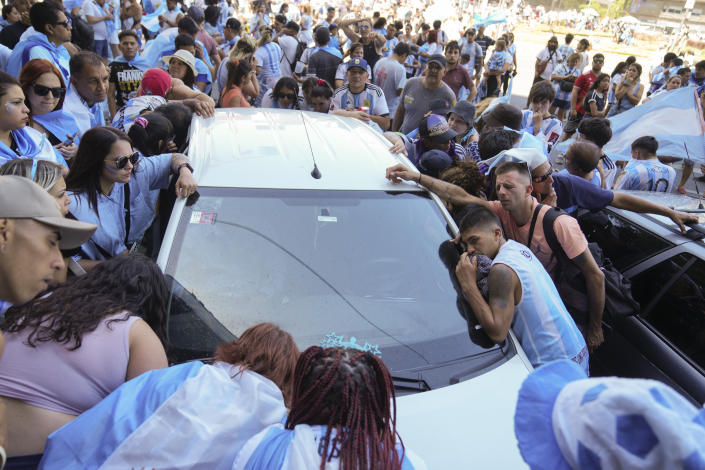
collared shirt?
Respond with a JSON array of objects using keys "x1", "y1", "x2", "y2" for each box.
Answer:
[
  {"x1": 63, "y1": 86, "x2": 106, "y2": 137},
  {"x1": 69, "y1": 153, "x2": 172, "y2": 260}
]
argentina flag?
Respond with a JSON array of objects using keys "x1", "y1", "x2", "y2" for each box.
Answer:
[{"x1": 602, "y1": 86, "x2": 705, "y2": 162}]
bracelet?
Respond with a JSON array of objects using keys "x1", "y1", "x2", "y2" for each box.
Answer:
[
  {"x1": 417, "y1": 173, "x2": 422, "y2": 184},
  {"x1": 176, "y1": 162, "x2": 194, "y2": 174}
]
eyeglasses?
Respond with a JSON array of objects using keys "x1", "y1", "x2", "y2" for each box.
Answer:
[
  {"x1": 279, "y1": 93, "x2": 297, "y2": 100},
  {"x1": 32, "y1": 84, "x2": 66, "y2": 98},
  {"x1": 532, "y1": 165, "x2": 554, "y2": 183},
  {"x1": 359, "y1": 24, "x2": 369, "y2": 30},
  {"x1": 106, "y1": 152, "x2": 140, "y2": 169}
]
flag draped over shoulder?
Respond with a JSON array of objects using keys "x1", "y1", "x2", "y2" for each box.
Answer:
[
  {"x1": 39, "y1": 362, "x2": 287, "y2": 470},
  {"x1": 603, "y1": 86, "x2": 705, "y2": 162}
]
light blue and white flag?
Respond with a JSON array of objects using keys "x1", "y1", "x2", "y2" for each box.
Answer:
[
  {"x1": 602, "y1": 86, "x2": 705, "y2": 162},
  {"x1": 473, "y1": 12, "x2": 507, "y2": 27},
  {"x1": 39, "y1": 362, "x2": 287, "y2": 470},
  {"x1": 142, "y1": 0, "x2": 167, "y2": 36}
]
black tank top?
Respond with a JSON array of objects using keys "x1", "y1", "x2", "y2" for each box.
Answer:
[{"x1": 363, "y1": 40, "x2": 380, "y2": 75}]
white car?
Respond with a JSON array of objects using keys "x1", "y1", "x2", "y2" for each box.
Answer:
[{"x1": 157, "y1": 109, "x2": 532, "y2": 468}]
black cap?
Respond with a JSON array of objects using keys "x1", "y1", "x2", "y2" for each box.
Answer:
[
  {"x1": 418, "y1": 149, "x2": 453, "y2": 177},
  {"x1": 428, "y1": 98, "x2": 452, "y2": 115},
  {"x1": 428, "y1": 54, "x2": 446, "y2": 68}
]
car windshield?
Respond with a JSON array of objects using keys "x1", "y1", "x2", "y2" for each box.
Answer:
[{"x1": 164, "y1": 188, "x2": 513, "y2": 390}]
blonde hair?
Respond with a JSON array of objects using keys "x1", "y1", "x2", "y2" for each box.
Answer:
[
  {"x1": 495, "y1": 39, "x2": 506, "y2": 51},
  {"x1": 567, "y1": 52, "x2": 581, "y2": 66},
  {"x1": 229, "y1": 35, "x2": 256, "y2": 61},
  {"x1": 0, "y1": 158, "x2": 66, "y2": 192}
]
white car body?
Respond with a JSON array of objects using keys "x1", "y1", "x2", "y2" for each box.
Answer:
[{"x1": 157, "y1": 109, "x2": 532, "y2": 468}]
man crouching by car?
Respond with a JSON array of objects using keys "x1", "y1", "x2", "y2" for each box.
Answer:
[{"x1": 454, "y1": 204, "x2": 589, "y2": 374}]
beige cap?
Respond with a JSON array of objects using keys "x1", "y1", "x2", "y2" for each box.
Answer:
[
  {"x1": 0, "y1": 175, "x2": 96, "y2": 249},
  {"x1": 161, "y1": 49, "x2": 198, "y2": 77}
]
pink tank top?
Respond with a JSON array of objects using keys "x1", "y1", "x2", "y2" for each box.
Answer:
[{"x1": 0, "y1": 312, "x2": 139, "y2": 415}]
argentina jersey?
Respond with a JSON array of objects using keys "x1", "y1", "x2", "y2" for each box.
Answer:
[
  {"x1": 617, "y1": 159, "x2": 677, "y2": 193},
  {"x1": 492, "y1": 240, "x2": 587, "y2": 372}
]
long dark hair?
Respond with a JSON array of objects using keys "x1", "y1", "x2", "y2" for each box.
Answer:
[
  {"x1": 273, "y1": 76, "x2": 300, "y2": 109},
  {"x1": 65, "y1": 126, "x2": 132, "y2": 215},
  {"x1": 286, "y1": 346, "x2": 404, "y2": 470},
  {"x1": 2, "y1": 253, "x2": 169, "y2": 349}
]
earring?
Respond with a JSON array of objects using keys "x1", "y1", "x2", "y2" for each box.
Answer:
[{"x1": 1, "y1": 244, "x2": 6, "y2": 253}]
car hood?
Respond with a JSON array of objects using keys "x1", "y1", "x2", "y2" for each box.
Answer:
[{"x1": 395, "y1": 355, "x2": 530, "y2": 468}]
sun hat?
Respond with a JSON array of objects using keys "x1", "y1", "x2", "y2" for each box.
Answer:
[
  {"x1": 161, "y1": 49, "x2": 198, "y2": 77},
  {"x1": 0, "y1": 175, "x2": 96, "y2": 249},
  {"x1": 515, "y1": 359, "x2": 705, "y2": 470},
  {"x1": 448, "y1": 101, "x2": 476, "y2": 126}
]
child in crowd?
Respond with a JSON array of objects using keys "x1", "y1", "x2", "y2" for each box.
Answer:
[{"x1": 521, "y1": 80, "x2": 562, "y2": 153}]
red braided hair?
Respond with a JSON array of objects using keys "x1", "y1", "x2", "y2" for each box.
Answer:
[{"x1": 286, "y1": 346, "x2": 404, "y2": 470}]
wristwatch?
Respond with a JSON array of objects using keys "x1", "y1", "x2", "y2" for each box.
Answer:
[{"x1": 176, "y1": 162, "x2": 194, "y2": 174}]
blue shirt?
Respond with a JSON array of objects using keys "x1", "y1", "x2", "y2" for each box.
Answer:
[
  {"x1": 492, "y1": 239, "x2": 587, "y2": 371},
  {"x1": 69, "y1": 153, "x2": 172, "y2": 260},
  {"x1": 6, "y1": 32, "x2": 71, "y2": 83},
  {"x1": 552, "y1": 172, "x2": 614, "y2": 215}
]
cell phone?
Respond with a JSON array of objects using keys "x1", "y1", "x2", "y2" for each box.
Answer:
[{"x1": 63, "y1": 132, "x2": 78, "y2": 146}]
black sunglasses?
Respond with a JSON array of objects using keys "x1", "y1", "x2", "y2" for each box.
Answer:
[
  {"x1": 107, "y1": 152, "x2": 140, "y2": 169},
  {"x1": 54, "y1": 19, "x2": 71, "y2": 29},
  {"x1": 279, "y1": 93, "x2": 297, "y2": 100},
  {"x1": 33, "y1": 84, "x2": 65, "y2": 98},
  {"x1": 533, "y1": 165, "x2": 554, "y2": 183}
]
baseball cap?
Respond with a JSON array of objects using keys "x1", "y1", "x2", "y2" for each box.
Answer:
[
  {"x1": 347, "y1": 57, "x2": 368, "y2": 71},
  {"x1": 428, "y1": 98, "x2": 452, "y2": 115},
  {"x1": 515, "y1": 360, "x2": 705, "y2": 470},
  {"x1": 187, "y1": 5, "x2": 204, "y2": 23},
  {"x1": 418, "y1": 149, "x2": 453, "y2": 178},
  {"x1": 427, "y1": 54, "x2": 446, "y2": 68},
  {"x1": 139, "y1": 68, "x2": 172, "y2": 97},
  {"x1": 448, "y1": 101, "x2": 476, "y2": 126},
  {"x1": 0, "y1": 175, "x2": 96, "y2": 249},
  {"x1": 482, "y1": 102, "x2": 523, "y2": 130},
  {"x1": 419, "y1": 114, "x2": 457, "y2": 143}
]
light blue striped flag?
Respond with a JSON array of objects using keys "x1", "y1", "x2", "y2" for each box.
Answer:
[{"x1": 602, "y1": 86, "x2": 705, "y2": 162}]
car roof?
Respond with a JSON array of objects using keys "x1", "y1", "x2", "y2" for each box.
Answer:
[
  {"x1": 610, "y1": 190, "x2": 705, "y2": 245},
  {"x1": 187, "y1": 109, "x2": 418, "y2": 191}
]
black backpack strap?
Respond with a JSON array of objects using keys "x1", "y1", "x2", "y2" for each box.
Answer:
[
  {"x1": 527, "y1": 203, "x2": 543, "y2": 249},
  {"x1": 66, "y1": 211, "x2": 113, "y2": 260},
  {"x1": 124, "y1": 183, "x2": 131, "y2": 247}
]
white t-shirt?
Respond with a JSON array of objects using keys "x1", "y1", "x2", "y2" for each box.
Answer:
[
  {"x1": 372, "y1": 57, "x2": 407, "y2": 115},
  {"x1": 330, "y1": 83, "x2": 389, "y2": 116},
  {"x1": 536, "y1": 47, "x2": 560, "y2": 81},
  {"x1": 278, "y1": 35, "x2": 299, "y2": 77},
  {"x1": 81, "y1": 0, "x2": 109, "y2": 39}
]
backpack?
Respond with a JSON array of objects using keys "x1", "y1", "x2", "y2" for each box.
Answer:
[
  {"x1": 68, "y1": 12, "x2": 95, "y2": 52},
  {"x1": 283, "y1": 38, "x2": 307, "y2": 71},
  {"x1": 528, "y1": 204, "x2": 640, "y2": 326}
]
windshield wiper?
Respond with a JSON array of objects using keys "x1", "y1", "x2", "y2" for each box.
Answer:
[{"x1": 391, "y1": 375, "x2": 431, "y2": 393}]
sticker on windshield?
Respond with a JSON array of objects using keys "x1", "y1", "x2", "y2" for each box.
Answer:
[
  {"x1": 190, "y1": 211, "x2": 216, "y2": 224},
  {"x1": 317, "y1": 216, "x2": 337, "y2": 222}
]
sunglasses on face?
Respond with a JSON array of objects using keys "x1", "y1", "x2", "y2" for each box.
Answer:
[
  {"x1": 279, "y1": 93, "x2": 296, "y2": 100},
  {"x1": 33, "y1": 84, "x2": 65, "y2": 98},
  {"x1": 359, "y1": 24, "x2": 369, "y2": 30},
  {"x1": 54, "y1": 18, "x2": 71, "y2": 29},
  {"x1": 533, "y1": 165, "x2": 554, "y2": 183},
  {"x1": 107, "y1": 152, "x2": 140, "y2": 169}
]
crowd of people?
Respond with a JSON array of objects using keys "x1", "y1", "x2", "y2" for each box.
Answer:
[{"x1": 0, "y1": 0, "x2": 704, "y2": 467}]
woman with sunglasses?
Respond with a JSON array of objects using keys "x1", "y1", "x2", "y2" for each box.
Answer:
[
  {"x1": 20, "y1": 58, "x2": 80, "y2": 162},
  {"x1": 260, "y1": 77, "x2": 301, "y2": 109},
  {"x1": 0, "y1": 71, "x2": 66, "y2": 167},
  {"x1": 66, "y1": 126, "x2": 197, "y2": 269}
]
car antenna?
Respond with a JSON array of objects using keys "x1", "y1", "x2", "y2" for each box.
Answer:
[
  {"x1": 301, "y1": 114, "x2": 322, "y2": 179},
  {"x1": 685, "y1": 142, "x2": 703, "y2": 209}
]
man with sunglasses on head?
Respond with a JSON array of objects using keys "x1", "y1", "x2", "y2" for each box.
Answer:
[{"x1": 7, "y1": 2, "x2": 72, "y2": 83}]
